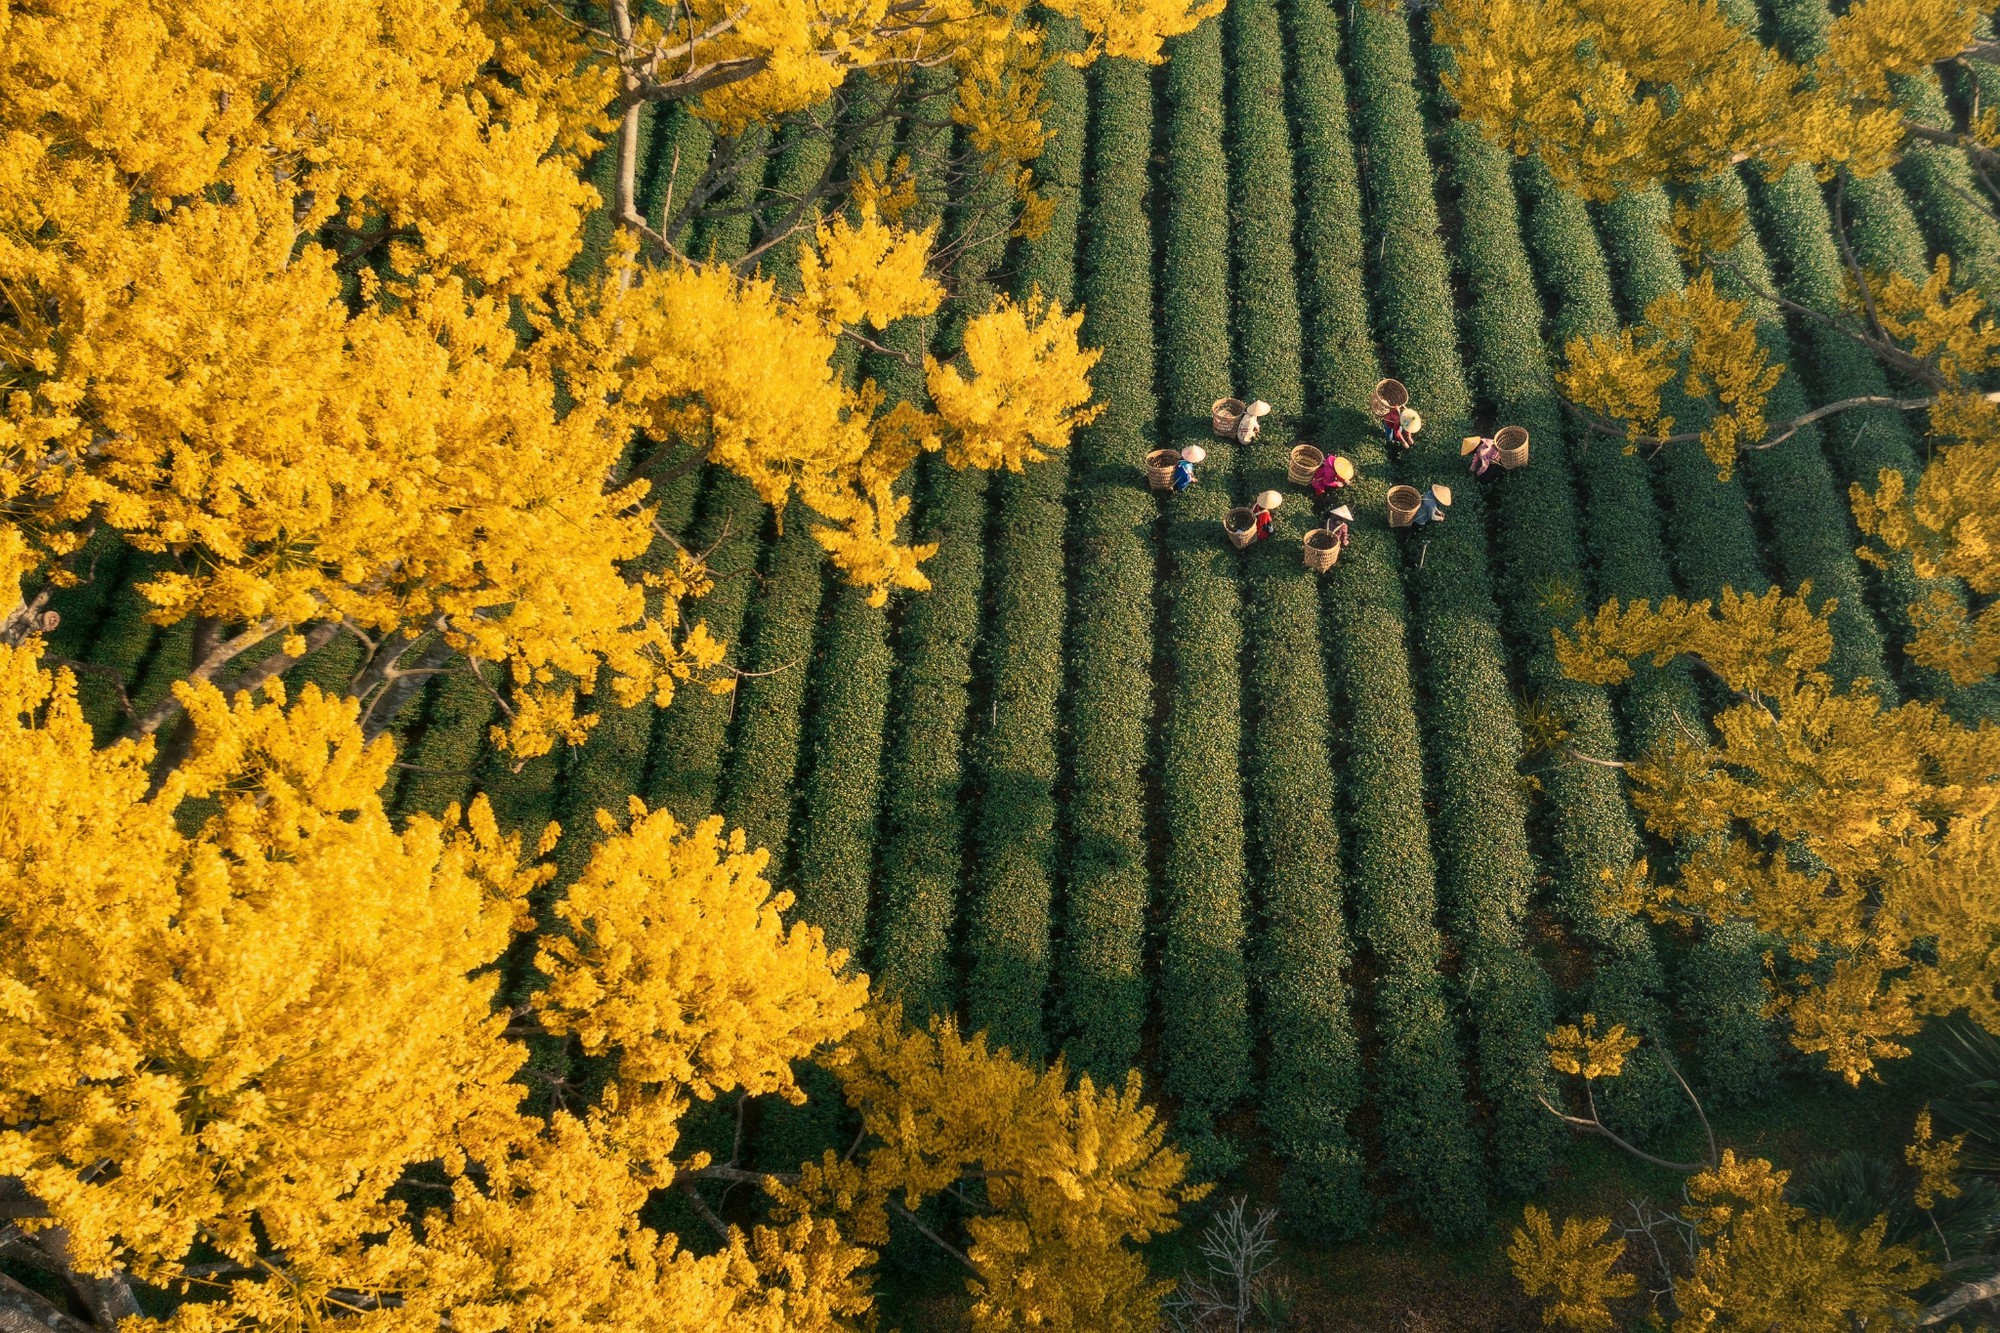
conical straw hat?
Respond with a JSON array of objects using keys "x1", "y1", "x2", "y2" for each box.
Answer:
[
  {"x1": 1333, "y1": 455, "x2": 1355, "y2": 480},
  {"x1": 1460, "y1": 435, "x2": 1482, "y2": 456},
  {"x1": 1430, "y1": 483, "x2": 1453, "y2": 505},
  {"x1": 1401, "y1": 408, "x2": 1424, "y2": 432},
  {"x1": 1247, "y1": 400, "x2": 1272, "y2": 417},
  {"x1": 1179, "y1": 445, "x2": 1207, "y2": 464},
  {"x1": 1329, "y1": 504, "x2": 1354, "y2": 522},
  {"x1": 1257, "y1": 489, "x2": 1284, "y2": 510}
]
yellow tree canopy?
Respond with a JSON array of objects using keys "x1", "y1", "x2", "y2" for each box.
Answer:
[
  {"x1": 1435, "y1": 0, "x2": 1977, "y2": 201},
  {"x1": 0, "y1": 649, "x2": 1200, "y2": 1333},
  {"x1": 0, "y1": 0, "x2": 1144, "y2": 756},
  {"x1": 1555, "y1": 587, "x2": 2000, "y2": 1084},
  {"x1": 1435, "y1": 0, "x2": 2000, "y2": 686}
]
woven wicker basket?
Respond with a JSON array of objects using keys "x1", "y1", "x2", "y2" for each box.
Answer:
[
  {"x1": 1386, "y1": 484, "x2": 1421, "y2": 528},
  {"x1": 1495, "y1": 425, "x2": 1530, "y2": 469},
  {"x1": 1224, "y1": 506, "x2": 1259, "y2": 550},
  {"x1": 1288, "y1": 444, "x2": 1325, "y2": 485},
  {"x1": 1368, "y1": 378, "x2": 1409, "y2": 417},
  {"x1": 1211, "y1": 397, "x2": 1245, "y2": 439},
  {"x1": 1302, "y1": 528, "x2": 1342, "y2": 572},
  {"x1": 1145, "y1": 448, "x2": 1179, "y2": 490}
]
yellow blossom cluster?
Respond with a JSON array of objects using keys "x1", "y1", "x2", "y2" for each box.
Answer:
[
  {"x1": 1435, "y1": 0, "x2": 1975, "y2": 201},
  {"x1": 1513, "y1": 1149, "x2": 1939, "y2": 1331},
  {"x1": 1558, "y1": 271, "x2": 1782, "y2": 479},
  {"x1": 0, "y1": 652, "x2": 1197, "y2": 1331},
  {"x1": 1556, "y1": 587, "x2": 2000, "y2": 1084},
  {"x1": 1544, "y1": 1015, "x2": 1641, "y2": 1081},
  {"x1": 0, "y1": 0, "x2": 1135, "y2": 751}
]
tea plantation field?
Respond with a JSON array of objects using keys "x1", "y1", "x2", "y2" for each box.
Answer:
[{"x1": 47, "y1": 0, "x2": 1995, "y2": 1242}]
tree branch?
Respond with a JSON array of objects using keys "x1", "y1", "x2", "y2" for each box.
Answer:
[
  {"x1": 887, "y1": 1198, "x2": 977, "y2": 1275},
  {"x1": 1572, "y1": 392, "x2": 1998, "y2": 453},
  {"x1": 124, "y1": 616, "x2": 285, "y2": 740},
  {"x1": 677, "y1": 1180, "x2": 732, "y2": 1243},
  {"x1": 222, "y1": 620, "x2": 342, "y2": 702},
  {"x1": 1537, "y1": 1093, "x2": 1709, "y2": 1174},
  {"x1": 1922, "y1": 1271, "x2": 2000, "y2": 1324},
  {"x1": 0, "y1": 1273, "x2": 96, "y2": 1333}
]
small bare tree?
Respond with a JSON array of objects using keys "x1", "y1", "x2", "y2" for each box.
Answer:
[{"x1": 1159, "y1": 1196, "x2": 1292, "y2": 1333}]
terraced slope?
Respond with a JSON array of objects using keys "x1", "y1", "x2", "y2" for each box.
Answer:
[{"x1": 60, "y1": 9, "x2": 1966, "y2": 1233}]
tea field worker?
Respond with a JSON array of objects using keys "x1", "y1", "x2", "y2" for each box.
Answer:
[
  {"x1": 1173, "y1": 444, "x2": 1206, "y2": 492},
  {"x1": 1235, "y1": 399, "x2": 1272, "y2": 445},
  {"x1": 1326, "y1": 503, "x2": 1354, "y2": 549},
  {"x1": 1462, "y1": 434, "x2": 1500, "y2": 476},
  {"x1": 1412, "y1": 482, "x2": 1452, "y2": 527},
  {"x1": 1310, "y1": 451, "x2": 1355, "y2": 500},
  {"x1": 1251, "y1": 488, "x2": 1284, "y2": 542},
  {"x1": 1383, "y1": 405, "x2": 1422, "y2": 451}
]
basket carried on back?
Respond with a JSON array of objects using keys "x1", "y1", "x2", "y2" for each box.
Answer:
[
  {"x1": 1224, "y1": 506, "x2": 1259, "y2": 550},
  {"x1": 1145, "y1": 449, "x2": 1179, "y2": 490},
  {"x1": 1495, "y1": 425, "x2": 1530, "y2": 469},
  {"x1": 1386, "y1": 484, "x2": 1421, "y2": 528},
  {"x1": 1288, "y1": 444, "x2": 1325, "y2": 485},
  {"x1": 1368, "y1": 379, "x2": 1409, "y2": 417},
  {"x1": 1212, "y1": 398, "x2": 1245, "y2": 438},
  {"x1": 1302, "y1": 529, "x2": 1342, "y2": 572}
]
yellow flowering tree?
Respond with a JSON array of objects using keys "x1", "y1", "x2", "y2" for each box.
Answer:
[
  {"x1": 1437, "y1": 0, "x2": 2000, "y2": 683},
  {"x1": 1554, "y1": 588, "x2": 2000, "y2": 1086},
  {"x1": 1516, "y1": 1033, "x2": 1973, "y2": 1329},
  {"x1": 0, "y1": 647, "x2": 1201, "y2": 1333},
  {"x1": 0, "y1": 0, "x2": 1170, "y2": 758}
]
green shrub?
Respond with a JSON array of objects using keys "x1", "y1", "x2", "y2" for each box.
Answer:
[
  {"x1": 962, "y1": 18, "x2": 1088, "y2": 1059},
  {"x1": 871, "y1": 128, "x2": 1012, "y2": 1022},
  {"x1": 1285, "y1": 0, "x2": 1485, "y2": 1238},
  {"x1": 1746, "y1": 163, "x2": 1971, "y2": 708},
  {"x1": 1155, "y1": 15, "x2": 1254, "y2": 1141},
  {"x1": 1696, "y1": 172, "x2": 1891, "y2": 689},
  {"x1": 1521, "y1": 170, "x2": 1776, "y2": 1115},
  {"x1": 1350, "y1": 4, "x2": 1566, "y2": 1224},
  {"x1": 1229, "y1": 0, "x2": 1367, "y2": 1236},
  {"x1": 1031, "y1": 57, "x2": 1156, "y2": 1077}
]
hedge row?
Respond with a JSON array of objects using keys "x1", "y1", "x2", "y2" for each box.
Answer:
[
  {"x1": 1228, "y1": 0, "x2": 1368, "y2": 1236},
  {"x1": 710, "y1": 118, "x2": 848, "y2": 868},
  {"x1": 1751, "y1": 0, "x2": 2000, "y2": 288},
  {"x1": 1436, "y1": 114, "x2": 1671, "y2": 1188},
  {"x1": 41, "y1": 530, "x2": 126, "y2": 668},
  {"x1": 631, "y1": 114, "x2": 796, "y2": 820},
  {"x1": 1533, "y1": 178, "x2": 1776, "y2": 1111},
  {"x1": 1289, "y1": 0, "x2": 1483, "y2": 1238},
  {"x1": 1038, "y1": 56, "x2": 1157, "y2": 1078},
  {"x1": 544, "y1": 473, "x2": 708, "y2": 890},
  {"x1": 1154, "y1": 16, "x2": 1254, "y2": 1143},
  {"x1": 788, "y1": 101, "x2": 952, "y2": 958},
  {"x1": 1487, "y1": 140, "x2": 1753, "y2": 1125},
  {"x1": 961, "y1": 17, "x2": 1088, "y2": 1058},
  {"x1": 870, "y1": 116, "x2": 1013, "y2": 1022},
  {"x1": 641, "y1": 104, "x2": 715, "y2": 253},
  {"x1": 1352, "y1": 4, "x2": 1567, "y2": 1224},
  {"x1": 1891, "y1": 71, "x2": 2000, "y2": 294},
  {"x1": 71, "y1": 557, "x2": 165, "y2": 740},
  {"x1": 1698, "y1": 171, "x2": 1893, "y2": 689},
  {"x1": 1595, "y1": 192, "x2": 1772, "y2": 604},
  {"x1": 1747, "y1": 163, "x2": 1966, "y2": 706}
]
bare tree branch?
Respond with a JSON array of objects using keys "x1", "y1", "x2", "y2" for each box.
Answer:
[
  {"x1": 1923, "y1": 1272, "x2": 2000, "y2": 1324},
  {"x1": 677, "y1": 1180, "x2": 732, "y2": 1243},
  {"x1": 886, "y1": 1198, "x2": 977, "y2": 1274},
  {"x1": 0, "y1": 1273, "x2": 96, "y2": 1333},
  {"x1": 125, "y1": 616, "x2": 284, "y2": 740}
]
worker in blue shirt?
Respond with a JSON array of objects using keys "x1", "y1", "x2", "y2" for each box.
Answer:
[
  {"x1": 1412, "y1": 482, "x2": 1452, "y2": 527},
  {"x1": 1173, "y1": 444, "x2": 1205, "y2": 492}
]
